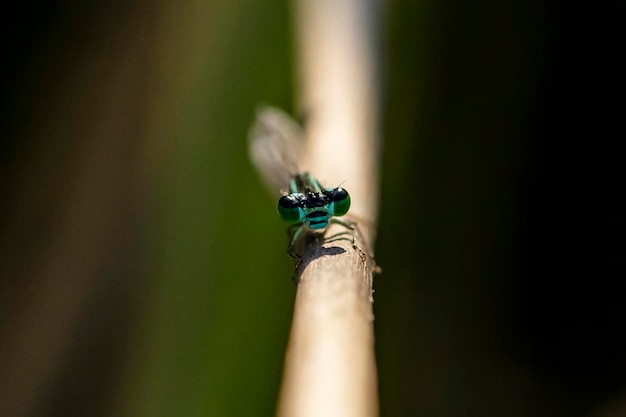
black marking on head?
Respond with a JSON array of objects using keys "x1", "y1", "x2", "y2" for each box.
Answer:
[
  {"x1": 300, "y1": 191, "x2": 329, "y2": 209},
  {"x1": 306, "y1": 210, "x2": 328, "y2": 219},
  {"x1": 308, "y1": 219, "x2": 329, "y2": 228}
]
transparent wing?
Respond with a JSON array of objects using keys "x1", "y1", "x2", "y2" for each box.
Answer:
[{"x1": 248, "y1": 106, "x2": 305, "y2": 194}]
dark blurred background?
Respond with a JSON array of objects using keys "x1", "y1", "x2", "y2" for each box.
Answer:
[{"x1": 1, "y1": 1, "x2": 621, "y2": 417}]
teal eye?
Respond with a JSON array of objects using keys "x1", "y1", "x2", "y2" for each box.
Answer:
[
  {"x1": 328, "y1": 188, "x2": 350, "y2": 217},
  {"x1": 278, "y1": 195, "x2": 303, "y2": 223}
]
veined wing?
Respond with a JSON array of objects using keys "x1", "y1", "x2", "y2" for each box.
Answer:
[{"x1": 248, "y1": 106, "x2": 305, "y2": 195}]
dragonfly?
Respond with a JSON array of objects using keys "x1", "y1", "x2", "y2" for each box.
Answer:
[{"x1": 248, "y1": 107, "x2": 353, "y2": 257}]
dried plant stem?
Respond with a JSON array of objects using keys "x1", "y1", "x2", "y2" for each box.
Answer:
[{"x1": 277, "y1": 1, "x2": 381, "y2": 416}]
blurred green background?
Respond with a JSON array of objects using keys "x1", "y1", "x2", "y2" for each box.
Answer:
[{"x1": 1, "y1": 1, "x2": 621, "y2": 417}]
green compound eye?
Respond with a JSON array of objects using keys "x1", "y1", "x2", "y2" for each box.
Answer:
[
  {"x1": 328, "y1": 187, "x2": 350, "y2": 217},
  {"x1": 278, "y1": 195, "x2": 303, "y2": 223}
]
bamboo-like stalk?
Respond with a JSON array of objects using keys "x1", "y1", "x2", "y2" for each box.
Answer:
[{"x1": 276, "y1": 1, "x2": 381, "y2": 416}]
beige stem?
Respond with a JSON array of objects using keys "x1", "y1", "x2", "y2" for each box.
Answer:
[{"x1": 277, "y1": 1, "x2": 381, "y2": 416}]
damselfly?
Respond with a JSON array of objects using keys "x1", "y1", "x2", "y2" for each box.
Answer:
[{"x1": 248, "y1": 107, "x2": 353, "y2": 256}]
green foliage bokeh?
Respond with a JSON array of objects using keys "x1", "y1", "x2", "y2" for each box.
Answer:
[{"x1": 1, "y1": 1, "x2": 621, "y2": 417}]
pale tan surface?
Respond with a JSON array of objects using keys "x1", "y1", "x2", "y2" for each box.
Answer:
[{"x1": 277, "y1": 1, "x2": 381, "y2": 416}]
